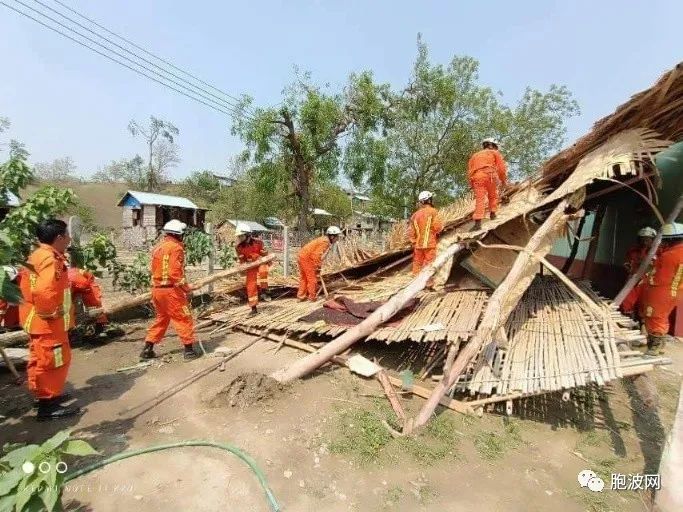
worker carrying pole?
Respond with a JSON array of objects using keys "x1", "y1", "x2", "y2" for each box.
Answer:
[
  {"x1": 140, "y1": 220, "x2": 200, "y2": 361},
  {"x1": 18, "y1": 219, "x2": 80, "y2": 421},
  {"x1": 620, "y1": 226, "x2": 657, "y2": 316},
  {"x1": 467, "y1": 137, "x2": 508, "y2": 231},
  {"x1": 408, "y1": 191, "x2": 443, "y2": 289},
  {"x1": 639, "y1": 222, "x2": 683, "y2": 355},
  {"x1": 296, "y1": 226, "x2": 341, "y2": 302},
  {"x1": 235, "y1": 222, "x2": 271, "y2": 316}
]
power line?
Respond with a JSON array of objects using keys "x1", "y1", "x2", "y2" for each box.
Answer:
[
  {"x1": 33, "y1": 0, "x2": 255, "y2": 118},
  {"x1": 51, "y1": 0, "x2": 250, "y2": 110},
  {"x1": 1, "y1": 1, "x2": 241, "y2": 118}
]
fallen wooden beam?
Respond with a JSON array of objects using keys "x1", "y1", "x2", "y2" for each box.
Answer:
[
  {"x1": 376, "y1": 370, "x2": 406, "y2": 421},
  {"x1": 270, "y1": 243, "x2": 466, "y2": 384}
]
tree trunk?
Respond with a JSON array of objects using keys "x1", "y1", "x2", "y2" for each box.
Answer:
[
  {"x1": 409, "y1": 199, "x2": 570, "y2": 432},
  {"x1": 147, "y1": 140, "x2": 154, "y2": 192},
  {"x1": 0, "y1": 255, "x2": 275, "y2": 349},
  {"x1": 613, "y1": 190, "x2": 683, "y2": 307},
  {"x1": 298, "y1": 169, "x2": 310, "y2": 237},
  {"x1": 270, "y1": 243, "x2": 465, "y2": 383}
]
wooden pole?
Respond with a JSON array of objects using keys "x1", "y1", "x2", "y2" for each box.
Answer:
[
  {"x1": 561, "y1": 214, "x2": 587, "y2": 274},
  {"x1": 613, "y1": 190, "x2": 683, "y2": 307},
  {"x1": 581, "y1": 205, "x2": 606, "y2": 279},
  {"x1": 270, "y1": 242, "x2": 465, "y2": 383},
  {"x1": 0, "y1": 255, "x2": 275, "y2": 349},
  {"x1": 409, "y1": 200, "x2": 569, "y2": 432}
]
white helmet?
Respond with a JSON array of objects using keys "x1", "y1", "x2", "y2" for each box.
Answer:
[
  {"x1": 234, "y1": 222, "x2": 252, "y2": 237},
  {"x1": 326, "y1": 226, "x2": 342, "y2": 236},
  {"x1": 662, "y1": 222, "x2": 683, "y2": 239},
  {"x1": 418, "y1": 191, "x2": 433, "y2": 202},
  {"x1": 637, "y1": 227, "x2": 656, "y2": 238},
  {"x1": 2, "y1": 266, "x2": 18, "y2": 282},
  {"x1": 482, "y1": 137, "x2": 499, "y2": 147},
  {"x1": 162, "y1": 219, "x2": 187, "y2": 235}
]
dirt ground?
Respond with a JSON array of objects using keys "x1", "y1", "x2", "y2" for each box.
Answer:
[{"x1": 1, "y1": 319, "x2": 681, "y2": 512}]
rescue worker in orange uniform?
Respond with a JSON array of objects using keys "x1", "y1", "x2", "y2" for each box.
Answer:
[
  {"x1": 0, "y1": 266, "x2": 20, "y2": 330},
  {"x1": 408, "y1": 191, "x2": 443, "y2": 287},
  {"x1": 235, "y1": 222, "x2": 270, "y2": 316},
  {"x1": 141, "y1": 220, "x2": 199, "y2": 361},
  {"x1": 467, "y1": 138, "x2": 508, "y2": 231},
  {"x1": 620, "y1": 227, "x2": 656, "y2": 316},
  {"x1": 68, "y1": 266, "x2": 108, "y2": 329},
  {"x1": 639, "y1": 223, "x2": 683, "y2": 355},
  {"x1": 19, "y1": 219, "x2": 80, "y2": 421},
  {"x1": 297, "y1": 226, "x2": 341, "y2": 301}
]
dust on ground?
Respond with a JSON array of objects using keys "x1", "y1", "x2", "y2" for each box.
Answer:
[
  {"x1": 1, "y1": 322, "x2": 681, "y2": 512},
  {"x1": 208, "y1": 371, "x2": 288, "y2": 408}
]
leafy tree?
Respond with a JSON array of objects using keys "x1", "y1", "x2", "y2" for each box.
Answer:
[
  {"x1": 128, "y1": 116, "x2": 180, "y2": 191},
  {"x1": 350, "y1": 38, "x2": 579, "y2": 219},
  {"x1": 33, "y1": 156, "x2": 78, "y2": 182},
  {"x1": 232, "y1": 70, "x2": 390, "y2": 234},
  {"x1": 177, "y1": 170, "x2": 223, "y2": 208},
  {"x1": 91, "y1": 155, "x2": 146, "y2": 188}
]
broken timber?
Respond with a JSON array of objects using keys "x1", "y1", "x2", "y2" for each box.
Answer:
[{"x1": 270, "y1": 242, "x2": 466, "y2": 384}]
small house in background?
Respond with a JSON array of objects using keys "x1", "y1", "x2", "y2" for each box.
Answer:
[
  {"x1": 117, "y1": 190, "x2": 207, "y2": 247},
  {"x1": 0, "y1": 190, "x2": 21, "y2": 221}
]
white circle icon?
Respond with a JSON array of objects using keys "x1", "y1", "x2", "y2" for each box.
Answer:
[
  {"x1": 55, "y1": 462, "x2": 68, "y2": 474},
  {"x1": 22, "y1": 461, "x2": 35, "y2": 475},
  {"x1": 38, "y1": 462, "x2": 51, "y2": 474},
  {"x1": 587, "y1": 477, "x2": 605, "y2": 493},
  {"x1": 577, "y1": 469, "x2": 596, "y2": 487}
]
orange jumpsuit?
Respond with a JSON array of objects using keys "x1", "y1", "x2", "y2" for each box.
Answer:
[
  {"x1": 236, "y1": 238, "x2": 269, "y2": 307},
  {"x1": 145, "y1": 235, "x2": 195, "y2": 346},
  {"x1": 68, "y1": 267, "x2": 107, "y2": 325},
  {"x1": 19, "y1": 244, "x2": 74, "y2": 399},
  {"x1": 639, "y1": 242, "x2": 683, "y2": 335},
  {"x1": 467, "y1": 148, "x2": 508, "y2": 220},
  {"x1": 621, "y1": 244, "x2": 650, "y2": 314},
  {"x1": 297, "y1": 236, "x2": 331, "y2": 301},
  {"x1": 408, "y1": 205, "x2": 443, "y2": 279}
]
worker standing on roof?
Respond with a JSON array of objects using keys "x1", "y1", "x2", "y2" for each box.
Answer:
[
  {"x1": 639, "y1": 223, "x2": 683, "y2": 355},
  {"x1": 467, "y1": 138, "x2": 508, "y2": 231},
  {"x1": 235, "y1": 222, "x2": 270, "y2": 316},
  {"x1": 0, "y1": 266, "x2": 20, "y2": 330},
  {"x1": 408, "y1": 191, "x2": 443, "y2": 288},
  {"x1": 297, "y1": 226, "x2": 341, "y2": 301},
  {"x1": 620, "y1": 227, "x2": 657, "y2": 315},
  {"x1": 19, "y1": 219, "x2": 80, "y2": 421},
  {"x1": 140, "y1": 220, "x2": 199, "y2": 361}
]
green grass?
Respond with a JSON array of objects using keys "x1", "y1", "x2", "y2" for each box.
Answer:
[
  {"x1": 328, "y1": 405, "x2": 460, "y2": 466},
  {"x1": 567, "y1": 490, "x2": 611, "y2": 512},
  {"x1": 384, "y1": 485, "x2": 404, "y2": 507},
  {"x1": 473, "y1": 420, "x2": 525, "y2": 461}
]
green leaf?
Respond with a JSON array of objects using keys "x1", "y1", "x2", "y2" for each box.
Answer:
[
  {"x1": 40, "y1": 431, "x2": 71, "y2": 453},
  {"x1": 0, "y1": 494, "x2": 15, "y2": 512},
  {"x1": 0, "y1": 468, "x2": 23, "y2": 496},
  {"x1": 0, "y1": 445, "x2": 40, "y2": 469},
  {"x1": 60, "y1": 440, "x2": 99, "y2": 457},
  {"x1": 24, "y1": 494, "x2": 49, "y2": 512}
]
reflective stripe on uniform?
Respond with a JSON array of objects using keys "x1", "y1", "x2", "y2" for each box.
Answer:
[
  {"x1": 161, "y1": 254, "x2": 170, "y2": 285},
  {"x1": 671, "y1": 264, "x2": 683, "y2": 297},
  {"x1": 63, "y1": 289, "x2": 72, "y2": 330},
  {"x1": 422, "y1": 216, "x2": 432, "y2": 248},
  {"x1": 23, "y1": 307, "x2": 36, "y2": 332},
  {"x1": 413, "y1": 220, "x2": 420, "y2": 246}
]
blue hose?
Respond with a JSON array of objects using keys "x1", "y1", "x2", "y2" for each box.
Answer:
[{"x1": 64, "y1": 441, "x2": 280, "y2": 512}]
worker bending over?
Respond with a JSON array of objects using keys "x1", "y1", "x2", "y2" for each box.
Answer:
[
  {"x1": 639, "y1": 223, "x2": 683, "y2": 355},
  {"x1": 408, "y1": 191, "x2": 443, "y2": 288},
  {"x1": 235, "y1": 222, "x2": 270, "y2": 316},
  {"x1": 141, "y1": 220, "x2": 199, "y2": 361},
  {"x1": 19, "y1": 219, "x2": 80, "y2": 421},
  {"x1": 0, "y1": 266, "x2": 20, "y2": 330},
  {"x1": 297, "y1": 226, "x2": 341, "y2": 301},
  {"x1": 620, "y1": 227, "x2": 656, "y2": 316},
  {"x1": 467, "y1": 138, "x2": 508, "y2": 231}
]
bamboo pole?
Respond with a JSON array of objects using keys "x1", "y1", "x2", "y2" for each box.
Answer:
[
  {"x1": 270, "y1": 243, "x2": 466, "y2": 384},
  {"x1": 0, "y1": 255, "x2": 275, "y2": 349},
  {"x1": 409, "y1": 199, "x2": 569, "y2": 432},
  {"x1": 613, "y1": 190, "x2": 683, "y2": 307}
]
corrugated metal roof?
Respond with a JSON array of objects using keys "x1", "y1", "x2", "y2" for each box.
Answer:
[
  {"x1": 228, "y1": 219, "x2": 270, "y2": 232},
  {"x1": 2, "y1": 190, "x2": 21, "y2": 207},
  {"x1": 312, "y1": 208, "x2": 333, "y2": 216},
  {"x1": 117, "y1": 190, "x2": 200, "y2": 209}
]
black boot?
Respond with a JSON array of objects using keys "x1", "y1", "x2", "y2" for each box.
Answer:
[
  {"x1": 36, "y1": 400, "x2": 81, "y2": 422},
  {"x1": 646, "y1": 334, "x2": 667, "y2": 356},
  {"x1": 472, "y1": 220, "x2": 482, "y2": 231},
  {"x1": 184, "y1": 344, "x2": 200, "y2": 361},
  {"x1": 140, "y1": 342, "x2": 157, "y2": 360},
  {"x1": 249, "y1": 306, "x2": 259, "y2": 316},
  {"x1": 260, "y1": 290, "x2": 272, "y2": 302},
  {"x1": 490, "y1": 211, "x2": 497, "y2": 220},
  {"x1": 32, "y1": 393, "x2": 73, "y2": 409}
]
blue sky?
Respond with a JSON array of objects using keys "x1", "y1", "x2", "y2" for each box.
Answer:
[{"x1": 1, "y1": 0, "x2": 680, "y2": 179}]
